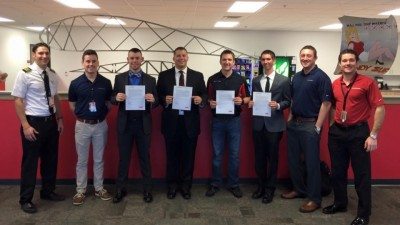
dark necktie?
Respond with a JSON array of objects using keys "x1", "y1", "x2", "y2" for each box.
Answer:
[
  {"x1": 179, "y1": 70, "x2": 184, "y2": 86},
  {"x1": 265, "y1": 76, "x2": 270, "y2": 92},
  {"x1": 43, "y1": 70, "x2": 54, "y2": 114}
]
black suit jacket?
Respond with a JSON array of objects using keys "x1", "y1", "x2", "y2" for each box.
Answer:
[
  {"x1": 156, "y1": 67, "x2": 207, "y2": 138},
  {"x1": 111, "y1": 71, "x2": 158, "y2": 135},
  {"x1": 251, "y1": 72, "x2": 291, "y2": 132}
]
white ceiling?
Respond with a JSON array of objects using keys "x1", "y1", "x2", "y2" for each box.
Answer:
[{"x1": 0, "y1": 0, "x2": 399, "y2": 31}]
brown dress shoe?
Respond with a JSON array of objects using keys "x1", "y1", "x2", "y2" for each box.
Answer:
[
  {"x1": 299, "y1": 201, "x2": 320, "y2": 213},
  {"x1": 281, "y1": 191, "x2": 303, "y2": 199}
]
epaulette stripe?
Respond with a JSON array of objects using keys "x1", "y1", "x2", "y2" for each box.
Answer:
[{"x1": 22, "y1": 67, "x2": 32, "y2": 73}]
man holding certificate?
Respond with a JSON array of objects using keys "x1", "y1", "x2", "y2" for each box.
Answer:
[
  {"x1": 248, "y1": 50, "x2": 291, "y2": 204},
  {"x1": 111, "y1": 48, "x2": 158, "y2": 203},
  {"x1": 156, "y1": 47, "x2": 207, "y2": 200},
  {"x1": 206, "y1": 50, "x2": 250, "y2": 198}
]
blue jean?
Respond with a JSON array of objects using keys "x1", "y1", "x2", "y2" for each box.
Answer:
[
  {"x1": 287, "y1": 120, "x2": 321, "y2": 205},
  {"x1": 211, "y1": 116, "x2": 241, "y2": 188}
]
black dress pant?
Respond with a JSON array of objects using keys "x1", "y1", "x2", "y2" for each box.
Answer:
[
  {"x1": 19, "y1": 116, "x2": 59, "y2": 204},
  {"x1": 253, "y1": 125, "x2": 282, "y2": 193},
  {"x1": 328, "y1": 122, "x2": 371, "y2": 218},
  {"x1": 116, "y1": 117, "x2": 152, "y2": 192},
  {"x1": 165, "y1": 117, "x2": 198, "y2": 191}
]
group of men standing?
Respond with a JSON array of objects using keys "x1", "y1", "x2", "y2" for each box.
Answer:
[{"x1": 12, "y1": 42, "x2": 384, "y2": 225}]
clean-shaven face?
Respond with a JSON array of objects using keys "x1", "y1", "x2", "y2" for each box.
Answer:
[
  {"x1": 220, "y1": 53, "x2": 235, "y2": 72},
  {"x1": 260, "y1": 53, "x2": 275, "y2": 72},
  {"x1": 33, "y1": 46, "x2": 50, "y2": 69},
  {"x1": 173, "y1": 49, "x2": 188, "y2": 70},
  {"x1": 340, "y1": 53, "x2": 357, "y2": 75},
  {"x1": 300, "y1": 49, "x2": 317, "y2": 71},
  {"x1": 82, "y1": 54, "x2": 99, "y2": 75},
  {"x1": 127, "y1": 51, "x2": 143, "y2": 71}
]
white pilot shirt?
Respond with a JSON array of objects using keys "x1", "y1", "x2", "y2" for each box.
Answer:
[{"x1": 11, "y1": 62, "x2": 58, "y2": 116}]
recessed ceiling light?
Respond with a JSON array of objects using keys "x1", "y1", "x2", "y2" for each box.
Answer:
[
  {"x1": 0, "y1": 16, "x2": 14, "y2": 22},
  {"x1": 96, "y1": 18, "x2": 126, "y2": 26},
  {"x1": 228, "y1": 1, "x2": 268, "y2": 13},
  {"x1": 379, "y1": 8, "x2": 400, "y2": 16},
  {"x1": 319, "y1": 23, "x2": 342, "y2": 30},
  {"x1": 214, "y1": 21, "x2": 239, "y2": 28},
  {"x1": 55, "y1": 0, "x2": 100, "y2": 9},
  {"x1": 26, "y1": 26, "x2": 45, "y2": 31}
]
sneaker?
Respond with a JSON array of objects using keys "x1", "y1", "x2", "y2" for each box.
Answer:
[
  {"x1": 73, "y1": 192, "x2": 85, "y2": 205},
  {"x1": 229, "y1": 186, "x2": 243, "y2": 198},
  {"x1": 95, "y1": 188, "x2": 112, "y2": 201}
]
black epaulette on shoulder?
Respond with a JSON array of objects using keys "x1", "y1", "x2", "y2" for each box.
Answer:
[
  {"x1": 49, "y1": 68, "x2": 55, "y2": 73},
  {"x1": 22, "y1": 67, "x2": 32, "y2": 73}
]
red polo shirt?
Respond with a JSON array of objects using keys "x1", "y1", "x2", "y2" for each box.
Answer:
[{"x1": 332, "y1": 73, "x2": 384, "y2": 125}]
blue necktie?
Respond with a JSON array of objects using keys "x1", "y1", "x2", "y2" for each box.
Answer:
[{"x1": 129, "y1": 71, "x2": 141, "y2": 85}]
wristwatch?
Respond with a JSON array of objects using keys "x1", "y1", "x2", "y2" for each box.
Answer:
[
  {"x1": 315, "y1": 126, "x2": 321, "y2": 134},
  {"x1": 369, "y1": 133, "x2": 377, "y2": 140}
]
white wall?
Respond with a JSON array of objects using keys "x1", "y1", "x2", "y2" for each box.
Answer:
[
  {"x1": 0, "y1": 26, "x2": 40, "y2": 90},
  {"x1": 1, "y1": 26, "x2": 400, "y2": 93}
]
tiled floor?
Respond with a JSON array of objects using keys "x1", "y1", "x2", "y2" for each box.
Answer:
[{"x1": 0, "y1": 184, "x2": 399, "y2": 225}]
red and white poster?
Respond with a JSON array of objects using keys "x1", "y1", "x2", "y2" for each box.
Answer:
[{"x1": 335, "y1": 15, "x2": 398, "y2": 75}]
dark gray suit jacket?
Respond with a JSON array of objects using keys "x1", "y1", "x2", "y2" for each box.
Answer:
[
  {"x1": 156, "y1": 67, "x2": 207, "y2": 138},
  {"x1": 111, "y1": 71, "x2": 158, "y2": 135},
  {"x1": 251, "y1": 72, "x2": 291, "y2": 132}
]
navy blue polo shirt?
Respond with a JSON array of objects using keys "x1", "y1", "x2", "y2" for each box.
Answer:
[
  {"x1": 291, "y1": 65, "x2": 332, "y2": 118},
  {"x1": 68, "y1": 74, "x2": 112, "y2": 120},
  {"x1": 207, "y1": 71, "x2": 249, "y2": 118}
]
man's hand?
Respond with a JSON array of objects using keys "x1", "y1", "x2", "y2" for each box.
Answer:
[
  {"x1": 192, "y1": 96, "x2": 202, "y2": 105},
  {"x1": 57, "y1": 119, "x2": 64, "y2": 134},
  {"x1": 209, "y1": 100, "x2": 217, "y2": 109},
  {"x1": 269, "y1": 101, "x2": 279, "y2": 110},
  {"x1": 248, "y1": 100, "x2": 254, "y2": 108},
  {"x1": 23, "y1": 126, "x2": 39, "y2": 141},
  {"x1": 165, "y1": 95, "x2": 173, "y2": 105},
  {"x1": 233, "y1": 97, "x2": 242, "y2": 105},
  {"x1": 116, "y1": 93, "x2": 126, "y2": 102},
  {"x1": 364, "y1": 137, "x2": 377, "y2": 152},
  {"x1": 145, "y1": 93, "x2": 155, "y2": 103}
]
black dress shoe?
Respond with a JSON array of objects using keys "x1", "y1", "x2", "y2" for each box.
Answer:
[
  {"x1": 262, "y1": 193, "x2": 273, "y2": 204},
  {"x1": 181, "y1": 189, "x2": 191, "y2": 200},
  {"x1": 113, "y1": 189, "x2": 127, "y2": 203},
  {"x1": 322, "y1": 204, "x2": 347, "y2": 214},
  {"x1": 167, "y1": 188, "x2": 177, "y2": 199},
  {"x1": 351, "y1": 217, "x2": 369, "y2": 225},
  {"x1": 205, "y1": 185, "x2": 219, "y2": 197},
  {"x1": 21, "y1": 202, "x2": 37, "y2": 214},
  {"x1": 143, "y1": 192, "x2": 153, "y2": 203},
  {"x1": 228, "y1": 186, "x2": 243, "y2": 198},
  {"x1": 251, "y1": 187, "x2": 265, "y2": 199},
  {"x1": 40, "y1": 192, "x2": 65, "y2": 201}
]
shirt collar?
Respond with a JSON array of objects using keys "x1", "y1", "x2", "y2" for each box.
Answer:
[
  {"x1": 31, "y1": 62, "x2": 47, "y2": 74},
  {"x1": 175, "y1": 67, "x2": 187, "y2": 75},
  {"x1": 129, "y1": 70, "x2": 142, "y2": 77},
  {"x1": 264, "y1": 70, "x2": 276, "y2": 80}
]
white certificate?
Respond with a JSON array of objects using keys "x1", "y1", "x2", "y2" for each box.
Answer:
[
  {"x1": 125, "y1": 85, "x2": 145, "y2": 110},
  {"x1": 216, "y1": 90, "x2": 235, "y2": 114},
  {"x1": 172, "y1": 86, "x2": 193, "y2": 111},
  {"x1": 252, "y1": 91, "x2": 271, "y2": 117}
]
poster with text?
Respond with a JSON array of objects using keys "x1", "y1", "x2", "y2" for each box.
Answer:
[{"x1": 335, "y1": 15, "x2": 398, "y2": 76}]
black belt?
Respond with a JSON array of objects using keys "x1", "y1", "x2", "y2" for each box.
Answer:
[
  {"x1": 293, "y1": 116, "x2": 317, "y2": 122},
  {"x1": 334, "y1": 121, "x2": 367, "y2": 129},
  {"x1": 26, "y1": 115, "x2": 55, "y2": 122},
  {"x1": 77, "y1": 118, "x2": 104, "y2": 125}
]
